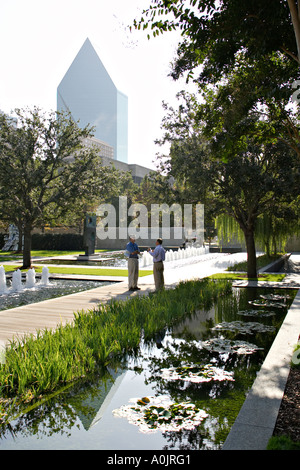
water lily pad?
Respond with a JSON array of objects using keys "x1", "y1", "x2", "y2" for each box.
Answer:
[
  {"x1": 260, "y1": 294, "x2": 290, "y2": 301},
  {"x1": 201, "y1": 338, "x2": 263, "y2": 355},
  {"x1": 137, "y1": 399, "x2": 148, "y2": 406},
  {"x1": 113, "y1": 395, "x2": 208, "y2": 433},
  {"x1": 212, "y1": 321, "x2": 275, "y2": 335},
  {"x1": 161, "y1": 364, "x2": 234, "y2": 383},
  {"x1": 237, "y1": 309, "x2": 276, "y2": 317},
  {"x1": 141, "y1": 396, "x2": 150, "y2": 403},
  {"x1": 249, "y1": 299, "x2": 285, "y2": 308}
]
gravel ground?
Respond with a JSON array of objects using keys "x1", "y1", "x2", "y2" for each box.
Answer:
[
  {"x1": 273, "y1": 367, "x2": 300, "y2": 443},
  {"x1": 273, "y1": 255, "x2": 300, "y2": 444}
]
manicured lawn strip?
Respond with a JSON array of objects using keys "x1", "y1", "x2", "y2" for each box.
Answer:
[
  {"x1": 0, "y1": 278, "x2": 231, "y2": 412},
  {"x1": 0, "y1": 249, "x2": 111, "y2": 263},
  {"x1": 1, "y1": 265, "x2": 153, "y2": 277},
  {"x1": 209, "y1": 273, "x2": 286, "y2": 282},
  {"x1": 42, "y1": 266, "x2": 153, "y2": 277},
  {"x1": 2, "y1": 265, "x2": 23, "y2": 272},
  {"x1": 0, "y1": 250, "x2": 84, "y2": 262}
]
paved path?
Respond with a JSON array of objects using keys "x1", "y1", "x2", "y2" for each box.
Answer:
[{"x1": 0, "y1": 252, "x2": 235, "y2": 347}]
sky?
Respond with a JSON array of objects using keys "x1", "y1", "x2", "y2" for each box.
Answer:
[{"x1": 0, "y1": 0, "x2": 196, "y2": 170}]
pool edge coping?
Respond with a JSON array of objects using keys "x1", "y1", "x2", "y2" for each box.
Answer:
[{"x1": 222, "y1": 288, "x2": 300, "y2": 450}]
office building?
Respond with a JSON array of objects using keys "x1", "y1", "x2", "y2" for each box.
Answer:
[{"x1": 57, "y1": 38, "x2": 128, "y2": 163}]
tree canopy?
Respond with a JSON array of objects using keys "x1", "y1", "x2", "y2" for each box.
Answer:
[
  {"x1": 0, "y1": 107, "x2": 123, "y2": 267},
  {"x1": 133, "y1": 0, "x2": 300, "y2": 156},
  {"x1": 130, "y1": 0, "x2": 300, "y2": 277},
  {"x1": 156, "y1": 92, "x2": 299, "y2": 277},
  {"x1": 133, "y1": 0, "x2": 300, "y2": 78}
]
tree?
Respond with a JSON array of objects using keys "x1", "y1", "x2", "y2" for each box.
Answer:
[
  {"x1": 157, "y1": 93, "x2": 299, "y2": 277},
  {"x1": 0, "y1": 107, "x2": 122, "y2": 268},
  {"x1": 132, "y1": 0, "x2": 300, "y2": 274},
  {"x1": 133, "y1": 0, "x2": 300, "y2": 73},
  {"x1": 195, "y1": 51, "x2": 300, "y2": 158},
  {"x1": 135, "y1": 171, "x2": 173, "y2": 205},
  {"x1": 133, "y1": 1, "x2": 300, "y2": 156}
]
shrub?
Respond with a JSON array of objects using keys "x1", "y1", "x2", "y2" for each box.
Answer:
[{"x1": 32, "y1": 233, "x2": 83, "y2": 251}]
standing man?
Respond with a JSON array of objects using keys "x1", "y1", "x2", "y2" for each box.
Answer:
[
  {"x1": 126, "y1": 235, "x2": 141, "y2": 291},
  {"x1": 148, "y1": 238, "x2": 165, "y2": 291}
]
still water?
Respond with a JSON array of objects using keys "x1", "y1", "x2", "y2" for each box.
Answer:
[
  {"x1": 0, "y1": 286, "x2": 296, "y2": 450},
  {"x1": 40, "y1": 251, "x2": 127, "y2": 267}
]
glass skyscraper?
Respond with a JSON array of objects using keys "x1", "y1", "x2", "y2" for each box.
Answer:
[{"x1": 57, "y1": 38, "x2": 128, "y2": 163}]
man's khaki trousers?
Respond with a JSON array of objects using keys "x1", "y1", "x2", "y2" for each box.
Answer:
[
  {"x1": 153, "y1": 261, "x2": 164, "y2": 291},
  {"x1": 128, "y1": 258, "x2": 139, "y2": 289}
]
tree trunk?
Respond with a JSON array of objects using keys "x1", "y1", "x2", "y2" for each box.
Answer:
[
  {"x1": 17, "y1": 224, "x2": 23, "y2": 253},
  {"x1": 22, "y1": 224, "x2": 32, "y2": 269},
  {"x1": 244, "y1": 228, "x2": 257, "y2": 279},
  {"x1": 272, "y1": 234, "x2": 277, "y2": 256},
  {"x1": 287, "y1": 0, "x2": 300, "y2": 63},
  {"x1": 265, "y1": 238, "x2": 270, "y2": 258}
]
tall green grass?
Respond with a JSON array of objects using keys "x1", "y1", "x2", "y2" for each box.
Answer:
[{"x1": 0, "y1": 278, "x2": 231, "y2": 402}]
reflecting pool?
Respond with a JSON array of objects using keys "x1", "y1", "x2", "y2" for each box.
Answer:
[
  {"x1": 40, "y1": 251, "x2": 127, "y2": 267},
  {"x1": 0, "y1": 285, "x2": 296, "y2": 450}
]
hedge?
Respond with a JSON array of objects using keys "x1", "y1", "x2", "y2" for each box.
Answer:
[{"x1": 31, "y1": 233, "x2": 83, "y2": 251}]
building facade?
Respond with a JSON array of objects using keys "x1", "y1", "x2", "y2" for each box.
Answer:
[
  {"x1": 83, "y1": 136, "x2": 114, "y2": 160},
  {"x1": 57, "y1": 38, "x2": 128, "y2": 163}
]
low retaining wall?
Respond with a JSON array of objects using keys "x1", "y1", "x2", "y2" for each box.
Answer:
[{"x1": 259, "y1": 253, "x2": 291, "y2": 273}]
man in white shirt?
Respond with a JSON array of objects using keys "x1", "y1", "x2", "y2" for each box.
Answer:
[{"x1": 148, "y1": 238, "x2": 165, "y2": 291}]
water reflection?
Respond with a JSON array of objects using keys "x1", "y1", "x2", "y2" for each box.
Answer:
[
  {"x1": 0, "y1": 365, "x2": 128, "y2": 443},
  {"x1": 0, "y1": 286, "x2": 296, "y2": 450},
  {"x1": 40, "y1": 251, "x2": 127, "y2": 268}
]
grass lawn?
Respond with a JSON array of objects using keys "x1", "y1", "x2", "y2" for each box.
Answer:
[
  {"x1": 0, "y1": 250, "x2": 155, "y2": 277},
  {"x1": 209, "y1": 272, "x2": 286, "y2": 282},
  {"x1": 43, "y1": 266, "x2": 153, "y2": 277},
  {"x1": 2, "y1": 265, "x2": 282, "y2": 280},
  {"x1": 0, "y1": 249, "x2": 108, "y2": 259},
  {"x1": 2, "y1": 264, "x2": 153, "y2": 277},
  {"x1": 0, "y1": 251, "x2": 285, "y2": 281}
]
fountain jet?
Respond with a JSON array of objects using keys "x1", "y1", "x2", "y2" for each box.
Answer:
[{"x1": 0, "y1": 265, "x2": 7, "y2": 294}]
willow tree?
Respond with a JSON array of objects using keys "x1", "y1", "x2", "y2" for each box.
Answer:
[
  {"x1": 216, "y1": 205, "x2": 299, "y2": 257},
  {"x1": 0, "y1": 107, "x2": 121, "y2": 268}
]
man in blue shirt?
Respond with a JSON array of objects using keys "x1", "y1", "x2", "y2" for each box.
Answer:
[
  {"x1": 126, "y1": 235, "x2": 141, "y2": 291},
  {"x1": 148, "y1": 238, "x2": 165, "y2": 291}
]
